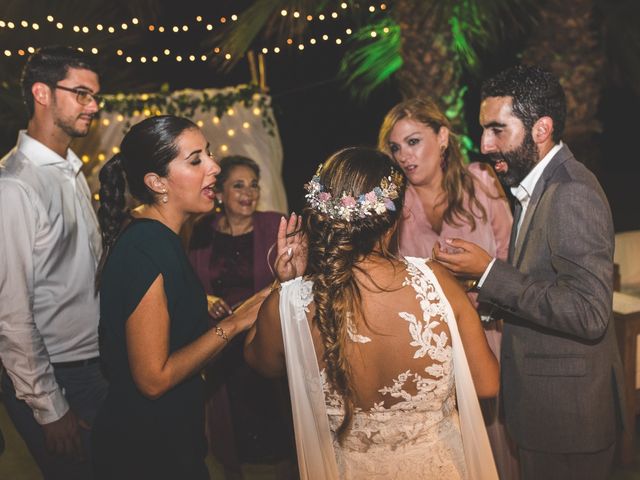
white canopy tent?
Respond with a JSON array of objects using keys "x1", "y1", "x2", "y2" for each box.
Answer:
[{"x1": 73, "y1": 85, "x2": 288, "y2": 214}]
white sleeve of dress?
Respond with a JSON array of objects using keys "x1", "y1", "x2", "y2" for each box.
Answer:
[
  {"x1": 406, "y1": 257, "x2": 499, "y2": 480},
  {"x1": 279, "y1": 277, "x2": 340, "y2": 480}
]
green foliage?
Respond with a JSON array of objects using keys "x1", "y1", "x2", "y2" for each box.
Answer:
[
  {"x1": 448, "y1": 0, "x2": 536, "y2": 70},
  {"x1": 210, "y1": 0, "x2": 337, "y2": 70},
  {"x1": 101, "y1": 84, "x2": 275, "y2": 134},
  {"x1": 338, "y1": 19, "x2": 402, "y2": 101}
]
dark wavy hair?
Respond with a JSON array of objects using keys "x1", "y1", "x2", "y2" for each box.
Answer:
[
  {"x1": 21, "y1": 45, "x2": 100, "y2": 118},
  {"x1": 303, "y1": 147, "x2": 405, "y2": 441},
  {"x1": 378, "y1": 97, "x2": 488, "y2": 230},
  {"x1": 96, "y1": 115, "x2": 198, "y2": 280},
  {"x1": 481, "y1": 65, "x2": 567, "y2": 143}
]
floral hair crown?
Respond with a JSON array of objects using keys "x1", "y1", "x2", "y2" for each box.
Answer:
[{"x1": 304, "y1": 164, "x2": 404, "y2": 221}]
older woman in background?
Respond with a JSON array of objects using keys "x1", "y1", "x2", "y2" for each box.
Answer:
[
  {"x1": 188, "y1": 155, "x2": 296, "y2": 479},
  {"x1": 379, "y1": 97, "x2": 518, "y2": 479}
]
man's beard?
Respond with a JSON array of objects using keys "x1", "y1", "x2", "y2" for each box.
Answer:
[
  {"x1": 54, "y1": 115, "x2": 92, "y2": 138},
  {"x1": 52, "y1": 99, "x2": 93, "y2": 138},
  {"x1": 488, "y1": 132, "x2": 538, "y2": 188}
]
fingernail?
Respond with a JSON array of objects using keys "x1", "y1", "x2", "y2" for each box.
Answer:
[
  {"x1": 445, "y1": 238, "x2": 453, "y2": 244},
  {"x1": 287, "y1": 247, "x2": 292, "y2": 256}
]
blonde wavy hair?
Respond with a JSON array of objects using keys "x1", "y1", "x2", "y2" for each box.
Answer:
[{"x1": 378, "y1": 97, "x2": 487, "y2": 229}]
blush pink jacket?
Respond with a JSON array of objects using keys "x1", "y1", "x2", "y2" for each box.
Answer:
[{"x1": 397, "y1": 162, "x2": 512, "y2": 262}]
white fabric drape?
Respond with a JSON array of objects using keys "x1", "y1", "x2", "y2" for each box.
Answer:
[
  {"x1": 72, "y1": 86, "x2": 287, "y2": 214},
  {"x1": 279, "y1": 277, "x2": 340, "y2": 480},
  {"x1": 279, "y1": 257, "x2": 498, "y2": 480},
  {"x1": 408, "y1": 256, "x2": 499, "y2": 480}
]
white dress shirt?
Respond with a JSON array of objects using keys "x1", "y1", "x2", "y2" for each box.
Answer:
[
  {"x1": 0, "y1": 130, "x2": 102, "y2": 424},
  {"x1": 478, "y1": 142, "x2": 563, "y2": 287}
]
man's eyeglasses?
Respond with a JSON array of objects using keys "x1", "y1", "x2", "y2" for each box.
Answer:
[{"x1": 53, "y1": 85, "x2": 105, "y2": 108}]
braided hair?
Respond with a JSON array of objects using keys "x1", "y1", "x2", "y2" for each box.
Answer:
[{"x1": 303, "y1": 147, "x2": 405, "y2": 441}]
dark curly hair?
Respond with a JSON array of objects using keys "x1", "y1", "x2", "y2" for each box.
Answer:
[
  {"x1": 21, "y1": 45, "x2": 100, "y2": 118},
  {"x1": 303, "y1": 147, "x2": 406, "y2": 441},
  {"x1": 481, "y1": 65, "x2": 566, "y2": 143}
]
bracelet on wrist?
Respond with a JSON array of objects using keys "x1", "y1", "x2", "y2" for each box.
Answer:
[{"x1": 214, "y1": 326, "x2": 228, "y2": 343}]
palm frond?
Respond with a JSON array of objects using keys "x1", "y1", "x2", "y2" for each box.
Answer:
[
  {"x1": 449, "y1": 0, "x2": 537, "y2": 70},
  {"x1": 208, "y1": 0, "x2": 339, "y2": 71},
  {"x1": 338, "y1": 19, "x2": 401, "y2": 101}
]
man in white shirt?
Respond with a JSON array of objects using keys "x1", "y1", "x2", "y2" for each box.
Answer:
[
  {"x1": 434, "y1": 65, "x2": 624, "y2": 479},
  {"x1": 0, "y1": 45, "x2": 107, "y2": 479}
]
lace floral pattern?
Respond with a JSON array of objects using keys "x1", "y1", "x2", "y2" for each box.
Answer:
[{"x1": 315, "y1": 258, "x2": 467, "y2": 479}]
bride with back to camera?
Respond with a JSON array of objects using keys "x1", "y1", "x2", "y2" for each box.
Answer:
[{"x1": 244, "y1": 146, "x2": 500, "y2": 479}]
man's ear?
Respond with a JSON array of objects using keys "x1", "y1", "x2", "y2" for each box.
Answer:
[
  {"x1": 32, "y1": 82, "x2": 51, "y2": 107},
  {"x1": 532, "y1": 116, "x2": 554, "y2": 144},
  {"x1": 143, "y1": 172, "x2": 167, "y2": 194}
]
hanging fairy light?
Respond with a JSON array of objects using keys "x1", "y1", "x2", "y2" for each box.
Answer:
[
  {"x1": 1, "y1": 2, "x2": 388, "y2": 33},
  {"x1": 0, "y1": 2, "x2": 392, "y2": 64}
]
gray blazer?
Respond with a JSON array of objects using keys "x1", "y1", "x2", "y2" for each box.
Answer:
[{"x1": 479, "y1": 145, "x2": 625, "y2": 453}]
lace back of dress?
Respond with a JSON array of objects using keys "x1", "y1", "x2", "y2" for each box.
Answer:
[{"x1": 308, "y1": 258, "x2": 467, "y2": 478}]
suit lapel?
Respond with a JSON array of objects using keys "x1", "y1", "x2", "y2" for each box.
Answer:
[
  {"x1": 508, "y1": 201, "x2": 521, "y2": 264},
  {"x1": 511, "y1": 145, "x2": 573, "y2": 265}
]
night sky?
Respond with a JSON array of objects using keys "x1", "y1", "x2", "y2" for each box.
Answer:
[{"x1": 0, "y1": 0, "x2": 638, "y2": 230}]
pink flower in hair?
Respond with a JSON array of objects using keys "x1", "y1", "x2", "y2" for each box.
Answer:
[
  {"x1": 341, "y1": 196, "x2": 356, "y2": 207},
  {"x1": 365, "y1": 191, "x2": 377, "y2": 203}
]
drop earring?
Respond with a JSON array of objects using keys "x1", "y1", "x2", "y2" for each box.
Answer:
[{"x1": 161, "y1": 189, "x2": 168, "y2": 204}]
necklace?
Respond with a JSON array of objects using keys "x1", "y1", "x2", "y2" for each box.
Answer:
[{"x1": 218, "y1": 215, "x2": 253, "y2": 236}]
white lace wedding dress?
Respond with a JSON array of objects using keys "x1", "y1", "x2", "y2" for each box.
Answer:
[{"x1": 279, "y1": 257, "x2": 497, "y2": 480}]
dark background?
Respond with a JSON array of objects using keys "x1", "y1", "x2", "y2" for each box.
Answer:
[{"x1": 0, "y1": 1, "x2": 638, "y2": 231}]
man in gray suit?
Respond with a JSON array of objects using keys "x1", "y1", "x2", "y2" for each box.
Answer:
[{"x1": 434, "y1": 65, "x2": 625, "y2": 479}]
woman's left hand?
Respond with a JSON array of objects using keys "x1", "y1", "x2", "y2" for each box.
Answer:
[{"x1": 274, "y1": 213, "x2": 307, "y2": 282}]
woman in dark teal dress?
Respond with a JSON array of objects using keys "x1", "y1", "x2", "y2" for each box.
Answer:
[{"x1": 92, "y1": 116, "x2": 265, "y2": 479}]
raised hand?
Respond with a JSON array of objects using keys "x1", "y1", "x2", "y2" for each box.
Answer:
[{"x1": 274, "y1": 213, "x2": 307, "y2": 282}]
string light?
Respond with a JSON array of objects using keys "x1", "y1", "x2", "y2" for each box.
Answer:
[
  {"x1": 0, "y1": 3, "x2": 387, "y2": 34},
  {"x1": 0, "y1": 2, "x2": 392, "y2": 64}
]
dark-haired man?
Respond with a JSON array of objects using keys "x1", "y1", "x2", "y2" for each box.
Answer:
[
  {"x1": 0, "y1": 46, "x2": 107, "y2": 479},
  {"x1": 434, "y1": 65, "x2": 624, "y2": 479}
]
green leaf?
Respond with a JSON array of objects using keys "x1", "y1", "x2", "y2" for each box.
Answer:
[{"x1": 338, "y1": 19, "x2": 402, "y2": 101}]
